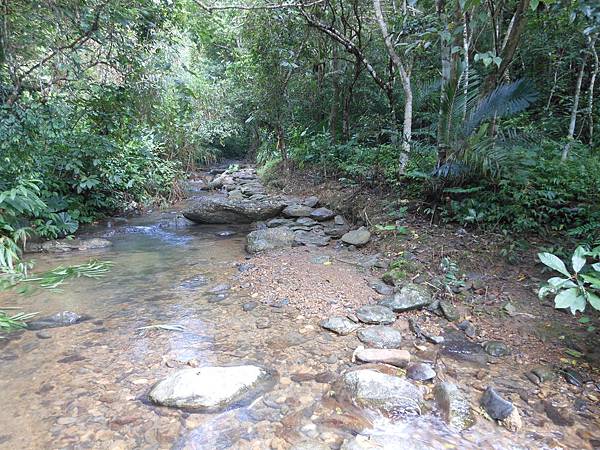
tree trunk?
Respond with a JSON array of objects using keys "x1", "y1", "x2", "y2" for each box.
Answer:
[
  {"x1": 329, "y1": 45, "x2": 341, "y2": 142},
  {"x1": 342, "y1": 58, "x2": 362, "y2": 142},
  {"x1": 372, "y1": 0, "x2": 413, "y2": 174},
  {"x1": 482, "y1": 0, "x2": 530, "y2": 95},
  {"x1": 562, "y1": 54, "x2": 588, "y2": 161},
  {"x1": 587, "y1": 36, "x2": 598, "y2": 146},
  {"x1": 276, "y1": 124, "x2": 288, "y2": 169}
]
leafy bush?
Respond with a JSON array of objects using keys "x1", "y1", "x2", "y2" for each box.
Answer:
[
  {"x1": 538, "y1": 246, "x2": 600, "y2": 314},
  {"x1": 438, "y1": 146, "x2": 600, "y2": 235}
]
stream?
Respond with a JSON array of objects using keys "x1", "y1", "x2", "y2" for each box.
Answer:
[{"x1": 0, "y1": 207, "x2": 593, "y2": 449}]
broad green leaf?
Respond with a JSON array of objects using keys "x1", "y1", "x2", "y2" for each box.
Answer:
[
  {"x1": 538, "y1": 252, "x2": 571, "y2": 277},
  {"x1": 572, "y1": 246, "x2": 587, "y2": 273},
  {"x1": 581, "y1": 273, "x2": 600, "y2": 289},
  {"x1": 579, "y1": 316, "x2": 591, "y2": 324},
  {"x1": 547, "y1": 277, "x2": 576, "y2": 288},
  {"x1": 587, "y1": 292, "x2": 600, "y2": 311},
  {"x1": 554, "y1": 288, "x2": 586, "y2": 314},
  {"x1": 530, "y1": 0, "x2": 540, "y2": 10}
]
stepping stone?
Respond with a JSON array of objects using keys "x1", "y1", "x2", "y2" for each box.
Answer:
[
  {"x1": 320, "y1": 317, "x2": 361, "y2": 335},
  {"x1": 340, "y1": 369, "x2": 423, "y2": 416},
  {"x1": 378, "y1": 284, "x2": 432, "y2": 312},
  {"x1": 149, "y1": 365, "x2": 272, "y2": 411},
  {"x1": 406, "y1": 362, "x2": 436, "y2": 381},
  {"x1": 354, "y1": 348, "x2": 411, "y2": 367},
  {"x1": 355, "y1": 305, "x2": 396, "y2": 325},
  {"x1": 357, "y1": 326, "x2": 402, "y2": 348}
]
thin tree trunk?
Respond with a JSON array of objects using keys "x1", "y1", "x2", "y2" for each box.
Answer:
[
  {"x1": 562, "y1": 55, "x2": 588, "y2": 161},
  {"x1": 329, "y1": 45, "x2": 340, "y2": 142},
  {"x1": 463, "y1": 10, "x2": 471, "y2": 119},
  {"x1": 482, "y1": 0, "x2": 530, "y2": 95},
  {"x1": 587, "y1": 36, "x2": 598, "y2": 146},
  {"x1": 342, "y1": 58, "x2": 362, "y2": 142},
  {"x1": 372, "y1": 0, "x2": 413, "y2": 174}
]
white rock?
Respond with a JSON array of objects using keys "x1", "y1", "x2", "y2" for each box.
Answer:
[{"x1": 149, "y1": 365, "x2": 271, "y2": 411}]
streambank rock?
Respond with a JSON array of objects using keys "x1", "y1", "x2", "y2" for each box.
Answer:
[
  {"x1": 378, "y1": 284, "x2": 432, "y2": 312},
  {"x1": 406, "y1": 363, "x2": 436, "y2": 381},
  {"x1": 355, "y1": 305, "x2": 396, "y2": 325},
  {"x1": 340, "y1": 369, "x2": 423, "y2": 415},
  {"x1": 323, "y1": 215, "x2": 351, "y2": 238},
  {"x1": 246, "y1": 228, "x2": 295, "y2": 253},
  {"x1": 480, "y1": 387, "x2": 514, "y2": 420},
  {"x1": 320, "y1": 317, "x2": 361, "y2": 335},
  {"x1": 27, "y1": 311, "x2": 90, "y2": 330},
  {"x1": 310, "y1": 207, "x2": 335, "y2": 221},
  {"x1": 183, "y1": 197, "x2": 285, "y2": 224},
  {"x1": 341, "y1": 227, "x2": 371, "y2": 246},
  {"x1": 434, "y1": 382, "x2": 475, "y2": 431},
  {"x1": 294, "y1": 230, "x2": 331, "y2": 247},
  {"x1": 282, "y1": 204, "x2": 314, "y2": 218},
  {"x1": 354, "y1": 348, "x2": 410, "y2": 367},
  {"x1": 357, "y1": 326, "x2": 402, "y2": 348},
  {"x1": 149, "y1": 365, "x2": 272, "y2": 411},
  {"x1": 27, "y1": 238, "x2": 112, "y2": 253}
]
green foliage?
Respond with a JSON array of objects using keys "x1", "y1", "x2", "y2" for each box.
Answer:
[
  {"x1": 538, "y1": 246, "x2": 600, "y2": 314},
  {"x1": 438, "y1": 146, "x2": 600, "y2": 235},
  {"x1": 0, "y1": 310, "x2": 37, "y2": 332}
]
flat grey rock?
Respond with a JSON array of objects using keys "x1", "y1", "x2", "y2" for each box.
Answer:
[
  {"x1": 340, "y1": 369, "x2": 423, "y2": 415},
  {"x1": 434, "y1": 382, "x2": 475, "y2": 431},
  {"x1": 357, "y1": 326, "x2": 402, "y2": 348},
  {"x1": 354, "y1": 348, "x2": 410, "y2": 367},
  {"x1": 320, "y1": 317, "x2": 361, "y2": 335},
  {"x1": 27, "y1": 311, "x2": 90, "y2": 330},
  {"x1": 246, "y1": 228, "x2": 295, "y2": 253},
  {"x1": 341, "y1": 227, "x2": 371, "y2": 246},
  {"x1": 378, "y1": 284, "x2": 432, "y2": 312},
  {"x1": 294, "y1": 230, "x2": 331, "y2": 247},
  {"x1": 282, "y1": 204, "x2": 314, "y2": 218},
  {"x1": 184, "y1": 197, "x2": 285, "y2": 224},
  {"x1": 149, "y1": 365, "x2": 272, "y2": 411},
  {"x1": 406, "y1": 363, "x2": 436, "y2": 381},
  {"x1": 310, "y1": 207, "x2": 335, "y2": 221},
  {"x1": 355, "y1": 305, "x2": 396, "y2": 325}
]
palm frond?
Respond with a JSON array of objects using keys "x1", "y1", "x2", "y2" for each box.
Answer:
[{"x1": 464, "y1": 79, "x2": 538, "y2": 136}]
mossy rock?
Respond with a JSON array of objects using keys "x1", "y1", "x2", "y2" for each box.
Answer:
[{"x1": 382, "y1": 268, "x2": 407, "y2": 286}]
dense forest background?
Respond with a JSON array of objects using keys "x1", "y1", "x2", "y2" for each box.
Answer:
[{"x1": 1, "y1": 0, "x2": 599, "y2": 268}]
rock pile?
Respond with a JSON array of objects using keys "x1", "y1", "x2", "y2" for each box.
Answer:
[{"x1": 182, "y1": 166, "x2": 370, "y2": 251}]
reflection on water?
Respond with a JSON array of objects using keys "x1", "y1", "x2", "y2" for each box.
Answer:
[{"x1": 0, "y1": 211, "x2": 591, "y2": 449}]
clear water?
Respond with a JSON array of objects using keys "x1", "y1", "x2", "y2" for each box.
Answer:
[{"x1": 0, "y1": 210, "x2": 590, "y2": 449}]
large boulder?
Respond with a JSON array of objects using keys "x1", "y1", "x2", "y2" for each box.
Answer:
[
  {"x1": 149, "y1": 365, "x2": 272, "y2": 412},
  {"x1": 183, "y1": 197, "x2": 285, "y2": 224},
  {"x1": 246, "y1": 228, "x2": 295, "y2": 253},
  {"x1": 340, "y1": 369, "x2": 423, "y2": 416},
  {"x1": 378, "y1": 284, "x2": 432, "y2": 312}
]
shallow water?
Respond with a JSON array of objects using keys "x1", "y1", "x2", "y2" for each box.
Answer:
[{"x1": 0, "y1": 210, "x2": 591, "y2": 449}]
